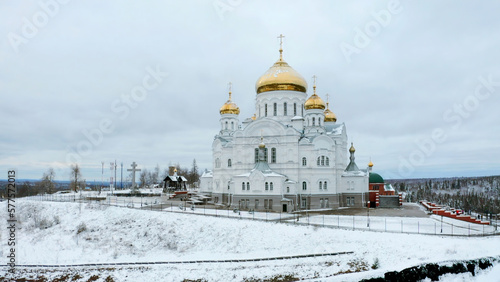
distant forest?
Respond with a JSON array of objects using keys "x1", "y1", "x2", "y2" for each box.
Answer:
[{"x1": 387, "y1": 175, "x2": 500, "y2": 216}]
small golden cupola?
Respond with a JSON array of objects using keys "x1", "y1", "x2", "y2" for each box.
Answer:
[
  {"x1": 219, "y1": 83, "x2": 240, "y2": 115},
  {"x1": 323, "y1": 94, "x2": 337, "y2": 122},
  {"x1": 349, "y1": 142, "x2": 356, "y2": 153},
  {"x1": 304, "y1": 76, "x2": 326, "y2": 110},
  {"x1": 255, "y1": 34, "x2": 308, "y2": 94}
]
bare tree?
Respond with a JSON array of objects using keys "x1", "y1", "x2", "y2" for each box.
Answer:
[
  {"x1": 70, "y1": 164, "x2": 82, "y2": 193},
  {"x1": 152, "y1": 164, "x2": 160, "y2": 185},
  {"x1": 139, "y1": 169, "x2": 149, "y2": 188},
  {"x1": 40, "y1": 168, "x2": 56, "y2": 194}
]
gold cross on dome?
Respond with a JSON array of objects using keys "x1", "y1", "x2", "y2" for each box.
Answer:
[
  {"x1": 277, "y1": 34, "x2": 285, "y2": 60},
  {"x1": 277, "y1": 34, "x2": 285, "y2": 49}
]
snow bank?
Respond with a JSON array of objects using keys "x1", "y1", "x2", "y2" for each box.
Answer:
[{"x1": 1, "y1": 200, "x2": 499, "y2": 281}]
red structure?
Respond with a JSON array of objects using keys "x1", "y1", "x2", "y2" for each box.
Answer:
[
  {"x1": 367, "y1": 161, "x2": 401, "y2": 208},
  {"x1": 420, "y1": 201, "x2": 490, "y2": 225}
]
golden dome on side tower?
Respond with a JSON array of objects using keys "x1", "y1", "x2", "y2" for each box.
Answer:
[
  {"x1": 304, "y1": 76, "x2": 326, "y2": 110},
  {"x1": 323, "y1": 94, "x2": 337, "y2": 122},
  {"x1": 219, "y1": 84, "x2": 240, "y2": 115}
]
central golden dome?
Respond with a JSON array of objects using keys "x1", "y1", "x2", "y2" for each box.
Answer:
[{"x1": 255, "y1": 48, "x2": 307, "y2": 94}]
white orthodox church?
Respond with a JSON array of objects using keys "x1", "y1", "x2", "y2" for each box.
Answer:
[{"x1": 200, "y1": 37, "x2": 369, "y2": 212}]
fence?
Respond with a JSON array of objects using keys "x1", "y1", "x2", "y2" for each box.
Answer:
[{"x1": 31, "y1": 193, "x2": 499, "y2": 237}]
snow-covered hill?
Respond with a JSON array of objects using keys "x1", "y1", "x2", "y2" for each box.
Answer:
[{"x1": 1, "y1": 200, "x2": 499, "y2": 281}]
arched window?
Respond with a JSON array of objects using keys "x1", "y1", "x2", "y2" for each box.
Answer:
[
  {"x1": 284, "y1": 102, "x2": 287, "y2": 116},
  {"x1": 294, "y1": 103, "x2": 297, "y2": 116},
  {"x1": 302, "y1": 181, "x2": 307, "y2": 191},
  {"x1": 321, "y1": 156, "x2": 325, "y2": 166},
  {"x1": 271, "y1": 148, "x2": 276, "y2": 163},
  {"x1": 264, "y1": 148, "x2": 268, "y2": 162},
  {"x1": 231, "y1": 121, "x2": 234, "y2": 130},
  {"x1": 317, "y1": 157, "x2": 320, "y2": 166},
  {"x1": 225, "y1": 121, "x2": 228, "y2": 129},
  {"x1": 228, "y1": 159, "x2": 232, "y2": 167},
  {"x1": 265, "y1": 104, "x2": 268, "y2": 117},
  {"x1": 326, "y1": 157, "x2": 329, "y2": 166},
  {"x1": 215, "y1": 158, "x2": 221, "y2": 168},
  {"x1": 270, "y1": 182, "x2": 273, "y2": 190},
  {"x1": 242, "y1": 182, "x2": 245, "y2": 190},
  {"x1": 265, "y1": 182, "x2": 269, "y2": 190},
  {"x1": 324, "y1": 181, "x2": 327, "y2": 190},
  {"x1": 319, "y1": 181, "x2": 322, "y2": 190},
  {"x1": 247, "y1": 182, "x2": 250, "y2": 190},
  {"x1": 302, "y1": 157, "x2": 307, "y2": 166},
  {"x1": 273, "y1": 103, "x2": 277, "y2": 116},
  {"x1": 312, "y1": 117, "x2": 315, "y2": 126},
  {"x1": 254, "y1": 148, "x2": 259, "y2": 163}
]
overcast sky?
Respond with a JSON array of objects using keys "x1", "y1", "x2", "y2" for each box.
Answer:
[{"x1": 2, "y1": 0, "x2": 500, "y2": 182}]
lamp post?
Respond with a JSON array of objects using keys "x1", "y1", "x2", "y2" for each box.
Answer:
[
  {"x1": 367, "y1": 201, "x2": 370, "y2": 228},
  {"x1": 441, "y1": 215, "x2": 443, "y2": 233}
]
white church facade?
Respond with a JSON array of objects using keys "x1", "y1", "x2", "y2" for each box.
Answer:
[{"x1": 200, "y1": 38, "x2": 369, "y2": 212}]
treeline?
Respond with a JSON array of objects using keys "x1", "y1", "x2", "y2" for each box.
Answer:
[
  {"x1": 388, "y1": 175, "x2": 500, "y2": 215},
  {"x1": 0, "y1": 159, "x2": 201, "y2": 198}
]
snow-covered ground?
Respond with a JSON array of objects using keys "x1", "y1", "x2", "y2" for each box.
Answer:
[{"x1": 1, "y1": 199, "x2": 499, "y2": 281}]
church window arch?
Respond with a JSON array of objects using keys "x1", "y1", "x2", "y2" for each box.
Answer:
[
  {"x1": 264, "y1": 148, "x2": 268, "y2": 162},
  {"x1": 242, "y1": 182, "x2": 245, "y2": 190},
  {"x1": 284, "y1": 102, "x2": 287, "y2": 116},
  {"x1": 265, "y1": 182, "x2": 269, "y2": 190},
  {"x1": 228, "y1": 159, "x2": 232, "y2": 167},
  {"x1": 215, "y1": 158, "x2": 221, "y2": 168},
  {"x1": 271, "y1": 147, "x2": 276, "y2": 163},
  {"x1": 225, "y1": 121, "x2": 228, "y2": 130},
  {"x1": 273, "y1": 103, "x2": 277, "y2": 116},
  {"x1": 312, "y1": 117, "x2": 315, "y2": 126},
  {"x1": 319, "y1": 181, "x2": 323, "y2": 190},
  {"x1": 317, "y1": 157, "x2": 320, "y2": 166},
  {"x1": 324, "y1": 181, "x2": 328, "y2": 190},
  {"x1": 270, "y1": 182, "x2": 273, "y2": 190},
  {"x1": 255, "y1": 148, "x2": 259, "y2": 163},
  {"x1": 231, "y1": 121, "x2": 234, "y2": 130},
  {"x1": 302, "y1": 181, "x2": 307, "y2": 191},
  {"x1": 326, "y1": 157, "x2": 329, "y2": 166},
  {"x1": 302, "y1": 157, "x2": 307, "y2": 166},
  {"x1": 265, "y1": 104, "x2": 268, "y2": 117},
  {"x1": 321, "y1": 156, "x2": 325, "y2": 166},
  {"x1": 247, "y1": 182, "x2": 250, "y2": 190},
  {"x1": 294, "y1": 103, "x2": 297, "y2": 116}
]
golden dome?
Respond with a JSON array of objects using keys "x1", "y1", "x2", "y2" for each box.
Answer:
[
  {"x1": 324, "y1": 101, "x2": 337, "y2": 122},
  {"x1": 368, "y1": 160, "x2": 374, "y2": 167},
  {"x1": 251, "y1": 114, "x2": 256, "y2": 120},
  {"x1": 219, "y1": 90, "x2": 240, "y2": 115},
  {"x1": 349, "y1": 142, "x2": 356, "y2": 153},
  {"x1": 255, "y1": 44, "x2": 307, "y2": 94},
  {"x1": 304, "y1": 81, "x2": 325, "y2": 110}
]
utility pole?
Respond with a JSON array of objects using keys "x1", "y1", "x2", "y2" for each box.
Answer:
[
  {"x1": 114, "y1": 160, "x2": 117, "y2": 190},
  {"x1": 121, "y1": 162, "x2": 123, "y2": 190},
  {"x1": 101, "y1": 161, "x2": 104, "y2": 193}
]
